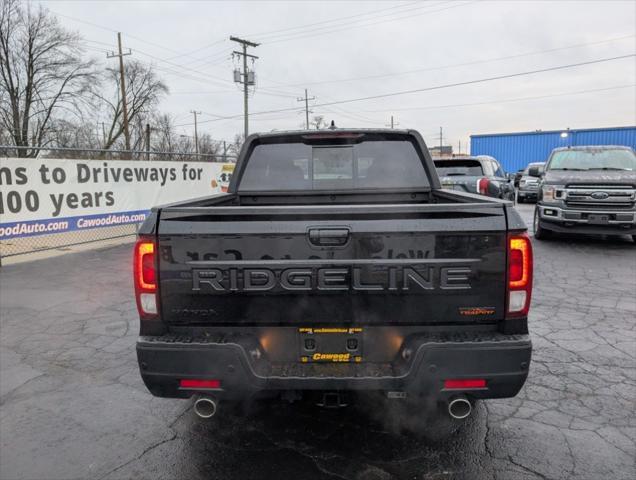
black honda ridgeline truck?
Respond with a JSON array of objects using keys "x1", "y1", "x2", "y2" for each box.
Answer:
[{"x1": 134, "y1": 129, "x2": 533, "y2": 431}]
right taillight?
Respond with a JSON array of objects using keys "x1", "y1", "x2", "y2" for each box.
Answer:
[
  {"x1": 506, "y1": 233, "x2": 533, "y2": 317},
  {"x1": 477, "y1": 177, "x2": 490, "y2": 195},
  {"x1": 134, "y1": 237, "x2": 158, "y2": 318}
]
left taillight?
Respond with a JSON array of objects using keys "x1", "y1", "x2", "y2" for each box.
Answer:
[
  {"x1": 134, "y1": 237, "x2": 158, "y2": 318},
  {"x1": 506, "y1": 232, "x2": 533, "y2": 317},
  {"x1": 477, "y1": 177, "x2": 490, "y2": 195}
]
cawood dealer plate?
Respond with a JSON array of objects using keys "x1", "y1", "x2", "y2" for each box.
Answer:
[{"x1": 298, "y1": 327, "x2": 363, "y2": 363}]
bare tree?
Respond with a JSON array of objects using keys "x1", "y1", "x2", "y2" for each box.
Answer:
[
  {"x1": 0, "y1": 0, "x2": 96, "y2": 156},
  {"x1": 198, "y1": 133, "x2": 221, "y2": 161},
  {"x1": 309, "y1": 115, "x2": 329, "y2": 130},
  {"x1": 227, "y1": 133, "x2": 244, "y2": 157},
  {"x1": 151, "y1": 113, "x2": 177, "y2": 154},
  {"x1": 47, "y1": 118, "x2": 95, "y2": 156},
  {"x1": 95, "y1": 60, "x2": 168, "y2": 151}
]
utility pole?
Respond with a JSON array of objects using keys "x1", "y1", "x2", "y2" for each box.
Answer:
[
  {"x1": 107, "y1": 33, "x2": 132, "y2": 154},
  {"x1": 230, "y1": 36, "x2": 259, "y2": 139},
  {"x1": 145, "y1": 124, "x2": 151, "y2": 161},
  {"x1": 223, "y1": 140, "x2": 228, "y2": 162},
  {"x1": 386, "y1": 115, "x2": 399, "y2": 129},
  {"x1": 458, "y1": 139, "x2": 461, "y2": 155},
  {"x1": 190, "y1": 110, "x2": 201, "y2": 154},
  {"x1": 297, "y1": 89, "x2": 315, "y2": 129},
  {"x1": 439, "y1": 127, "x2": 443, "y2": 150}
]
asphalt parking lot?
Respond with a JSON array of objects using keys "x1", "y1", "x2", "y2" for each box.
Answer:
[{"x1": 1, "y1": 202, "x2": 634, "y2": 480}]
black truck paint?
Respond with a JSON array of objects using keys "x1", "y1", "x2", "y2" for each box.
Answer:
[{"x1": 135, "y1": 129, "x2": 532, "y2": 419}]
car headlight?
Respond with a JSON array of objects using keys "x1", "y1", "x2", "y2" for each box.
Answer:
[
  {"x1": 519, "y1": 179, "x2": 526, "y2": 186},
  {"x1": 541, "y1": 185, "x2": 566, "y2": 202}
]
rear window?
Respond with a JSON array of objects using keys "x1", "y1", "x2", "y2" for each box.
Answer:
[
  {"x1": 238, "y1": 140, "x2": 429, "y2": 191},
  {"x1": 434, "y1": 160, "x2": 484, "y2": 177}
]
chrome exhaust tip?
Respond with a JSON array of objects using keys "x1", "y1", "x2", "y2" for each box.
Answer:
[
  {"x1": 194, "y1": 397, "x2": 217, "y2": 419},
  {"x1": 448, "y1": 397, "x2": 472, "y2": 420}
]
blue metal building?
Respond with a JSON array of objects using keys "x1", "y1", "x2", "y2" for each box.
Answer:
[{"x1": 470, "y1": 126, "x2": 636, "y2": 172}]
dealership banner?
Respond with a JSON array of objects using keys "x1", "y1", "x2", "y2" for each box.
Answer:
[{"x1": 0, "y1": 157, "x2": 235, "y2": 239}]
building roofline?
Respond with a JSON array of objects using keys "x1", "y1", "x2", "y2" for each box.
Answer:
[{"x1": 470, "y1": 125, "x2": 636, "y2": 139}]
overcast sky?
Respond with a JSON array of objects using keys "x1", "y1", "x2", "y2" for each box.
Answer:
[{"x1": 37, "y1": 0, "x2": 636, "y2": 152}]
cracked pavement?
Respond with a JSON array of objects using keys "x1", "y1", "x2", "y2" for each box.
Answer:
[{"x1": 1, "y1": 203, "x2": 634, "y2": 480}]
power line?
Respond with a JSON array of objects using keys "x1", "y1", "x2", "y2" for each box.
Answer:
[
  {"x1": 354, "y1": 84, "x2": 636, "y2": 113},
  {"x1": 260, "y1": 33, "x2": 636, "y2": 89},
  {"x1": 251, "y1": 84, "x2": 636, "y2": 130},
  {"x1": 52, "y1": 10, "x2": 231, "y2": 69},
  {"x1": 257, "y1": 1, "x2": 474, "y2": 44},
  {"x1": 244, "y1": 1, "x2": 421, "y2": 39},
  {"x1": 314, "y1": 93, "x2": 386, "y2": 125},
  {"x1": 174, "y1": 53, "x2": 636, "y2": 127},
  {"x1": 164, "y1": 38, "x2": 227, "y2": 62},
  {"x1": 252, "y1": 1, "x2": 452, "y2": 43}
]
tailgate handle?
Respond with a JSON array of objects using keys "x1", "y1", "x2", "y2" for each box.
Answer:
[{"x1": 308, "y1": 228, "x2": 350, "y2": 246}]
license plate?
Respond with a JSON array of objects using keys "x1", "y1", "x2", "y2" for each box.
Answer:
[
  {"x1": 588, "y1": 214, "x2": 610, "y2": 225},
  {"x1": 298, "y1": 327, "x2": 363, "y2": 363}
]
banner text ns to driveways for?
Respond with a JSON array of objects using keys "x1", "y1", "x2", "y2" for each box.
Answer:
[{"x1": 0, "y1": 158, "x2": 235, "y2": 240}]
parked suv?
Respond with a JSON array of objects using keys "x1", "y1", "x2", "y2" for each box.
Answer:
[
  {"x1": 434, "y1": 156, "x2": 516, "y2": 201},
  {"x1": 533, "y1": 146, "x2": 636, "y2": 241},
  {"x1": 517, "y1": 162, "x2": 544, "y2": 203}
]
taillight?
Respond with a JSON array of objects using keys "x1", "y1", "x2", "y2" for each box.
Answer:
[
  {"x1": 477, "y1": 177, "x2": 490, "y2": 195},
  {"x1": 506, "y1": 233, "x2": 533, "y2": 317},
  {"x1": 134, "y1": 237, "x2": 158, "y2": 318}
]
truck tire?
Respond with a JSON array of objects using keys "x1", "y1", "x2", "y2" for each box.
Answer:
[
  {"x1": 533, "y1": 208, "x2": 551, "y2": 240},
  {"x1": 632, "y1": 235, "x2": 636, "y2": 244}
]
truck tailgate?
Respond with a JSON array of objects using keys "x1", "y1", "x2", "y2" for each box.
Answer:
[{"x1": 157, "y1": 203, "x2": 507, "y2": 326}]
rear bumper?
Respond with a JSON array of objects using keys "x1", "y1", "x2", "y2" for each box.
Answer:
[{"x1": 137, "y1": 332, "x2": 531, "y2": 401}]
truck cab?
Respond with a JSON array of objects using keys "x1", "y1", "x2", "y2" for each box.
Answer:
[{"x1": 533, "y1": 146, "x2": 636, "y2": 241}]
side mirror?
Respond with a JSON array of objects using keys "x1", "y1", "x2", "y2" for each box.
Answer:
[{"x1": 528, "y1": 166, "x2": 541, "y2": 177}]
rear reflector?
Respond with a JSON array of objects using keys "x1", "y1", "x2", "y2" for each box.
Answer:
[
  {"x1": 139, "y1": 293, "x2": 157, "y2": 315},
  {"x1": 179, "y1": 379, "x2": 221, "y2": 389},
  {"x1": 508, "y1": 290, "x2": 527, "y2": 313},
  {"x1": 444, "y1": 379, "x2": 487, "y2": 389}
]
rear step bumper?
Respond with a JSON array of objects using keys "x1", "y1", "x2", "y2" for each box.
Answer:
[{"x1": 137, "y1": 333, "x2": 531, "y2": 400}]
